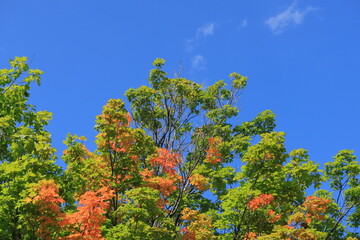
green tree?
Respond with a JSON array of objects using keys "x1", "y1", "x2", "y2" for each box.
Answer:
[
  {"x1": 0, "y1": 57, "x2": 61, "y2": 239},
  {"x1": 1, "y1": 57, "x2": 359, "y2": 239}
]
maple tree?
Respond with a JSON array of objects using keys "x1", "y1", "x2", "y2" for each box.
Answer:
[{"x1": 0, "y1": 57, "x2": 359, "y2": 239}]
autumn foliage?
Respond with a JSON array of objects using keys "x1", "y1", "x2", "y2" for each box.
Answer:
[
  {"x1": 1, "y1": 57, "x2": 359, "y2": 240},
  {"x1": 27, "y1": 180, "x2": 64, "y2": 240},
  {"x1": 248, "y1": 194, "x2": 274, "y2": 210}
]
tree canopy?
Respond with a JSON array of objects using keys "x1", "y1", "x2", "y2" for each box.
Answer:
[{"x1": 0, "y1": 57, "x2": 359, "y2": 239}]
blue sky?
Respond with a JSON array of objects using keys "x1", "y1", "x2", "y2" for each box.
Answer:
[{"x1": 1, "y1": 1, "x2": 360, "y2": 168}]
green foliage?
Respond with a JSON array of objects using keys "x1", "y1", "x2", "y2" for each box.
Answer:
[
  {"x1": 1, "y1": 57, "x2": 359, "y2": 239},
  {"x1": 0, "y1": 57, "x2": 61, "y2": 239}
]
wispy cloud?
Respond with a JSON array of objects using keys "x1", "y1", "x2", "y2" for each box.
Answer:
[
  {"x1": 265, "y1": 2, "x2": 315, "y2": 34},
  {"x1": 186, "y1": 22, "x2": 216, "y2": 52},
  {"x1": 185, "y1": 23, "x2": 216, "y2": 71},
  {"x1": 191, "y1": 55, "x2": 206, "y2": 71},
  {"x1": 240, "y1": 20, "x2": 248, "y2": 28},
  {"x1": 196, "y1": 23, "x2": 215, "y2": 37}
]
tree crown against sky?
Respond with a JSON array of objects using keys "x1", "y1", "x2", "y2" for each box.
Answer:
[{"x1": 0, "y1": 57, "x2": 359, "y2": 239}]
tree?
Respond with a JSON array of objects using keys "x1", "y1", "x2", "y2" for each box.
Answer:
[
  {"x1": 1, "y1": 57, "x2": 359, "y2": 239},
  {"x1": 0, "y1": 57, "x2": 61, "y2": 239}
]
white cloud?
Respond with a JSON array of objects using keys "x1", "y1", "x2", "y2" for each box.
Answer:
[
  {"x1": 265, "y1": 2, "x2": 315, "y2": 34},
  {"x1": 185, "y1": 23, "x2": 214, "y2": 72},
  {"x1": 196, "y1": 23, "x2": 215, "y2": 37},
  {"x1": 191, "y1": 55, "x2": 206, "y2": 70}
]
